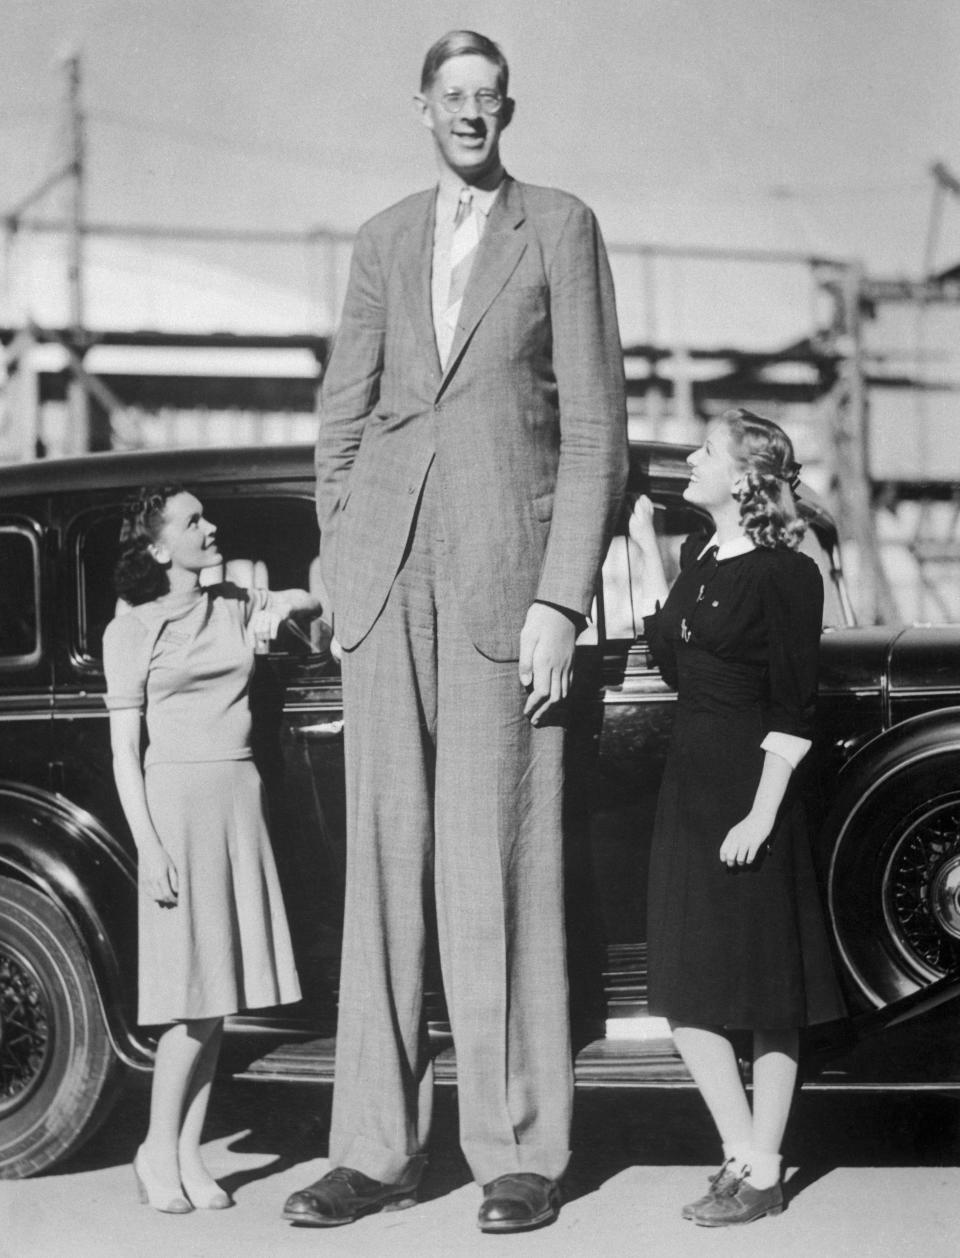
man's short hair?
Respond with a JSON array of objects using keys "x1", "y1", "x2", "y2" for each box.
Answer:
[{"x1": 420, "y1": 30, "x2": 509, "y2": 96}]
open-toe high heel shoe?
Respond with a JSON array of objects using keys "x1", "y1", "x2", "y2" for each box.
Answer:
[{"x1": 133, "y1": 1146, "x2": 193, "y2": 1214}]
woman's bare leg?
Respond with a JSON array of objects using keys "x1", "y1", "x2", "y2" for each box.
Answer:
[
  {"x1": 139, "y1": 1017, "x2": 222, "y2": 1195},
  {"x1": 670, "y1": 1022, "x2": 752, "y2": 1153},
  {"x1": 177, "y1": 1018, "x2": 225, "y2": 1200},
  {"x1": 748, "y1": 1028, "x2": 798, "y2": 1186}
]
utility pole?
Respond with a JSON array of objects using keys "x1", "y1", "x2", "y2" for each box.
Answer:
[
  {"x1": 64, "y1": 52, "x2": 98, "y2": 452},
  {"x1": 826, "y1": 263, "x2": 898, "y2": 624}
]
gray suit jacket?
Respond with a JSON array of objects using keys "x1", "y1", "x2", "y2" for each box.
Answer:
[{"x1": 315, "y1": 175, "x2": 628, "y2": 660}]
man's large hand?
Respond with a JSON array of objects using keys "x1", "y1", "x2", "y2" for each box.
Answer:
[{"x1": 518, "y1": 603, "x2": 576, "y2": 725}]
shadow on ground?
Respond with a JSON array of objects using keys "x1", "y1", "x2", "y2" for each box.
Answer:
[{"x1": 52, "y1": 1066, "x2": 960, "y2": 1215}]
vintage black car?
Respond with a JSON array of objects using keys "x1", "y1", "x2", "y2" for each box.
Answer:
[{"x1": 1, "y1": 440, "x2": 959, "y2": 1179}]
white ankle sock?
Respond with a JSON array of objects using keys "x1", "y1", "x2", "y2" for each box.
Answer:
[
  {"x1": 721, "y1": 1141, "x2": 753, "y2": 1175},
  {"x1": 744, "y1": 1151, "x2": 781, "y2": 1190}
]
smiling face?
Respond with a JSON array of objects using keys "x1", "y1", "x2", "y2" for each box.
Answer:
[
  {"x1": 151, "y1": 491, "x2": 220, "y2": 576},
  {"x1": 683, "y1": 421, "x2": 742, "y2": 514},
  {"x1": 416, "y1": 53, "x2": 511, "y2": 184}
]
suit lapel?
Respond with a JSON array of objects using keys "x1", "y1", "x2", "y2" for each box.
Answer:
[
  {"x1": 441, "y1": 177, "x2": 528, "y2": 386},
  {"x1": 398, "y1": 188, "x2": 442, "y2": 374}
]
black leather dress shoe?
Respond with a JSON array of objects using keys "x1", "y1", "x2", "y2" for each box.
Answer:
[
  {"x1": 282, "y1": 1166, "x2": 417, "y2": 1226},
  {"x1": 477, "y1": 1172, "x2": 561, "y2": 1233}
]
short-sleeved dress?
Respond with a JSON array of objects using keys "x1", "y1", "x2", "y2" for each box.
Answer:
[
  {"x1": 103, "y1": 582, "x2": 301, "y2": 1024},
  {"x1": 644, "y1": 534, "x2": 845, "y2": 1030}
]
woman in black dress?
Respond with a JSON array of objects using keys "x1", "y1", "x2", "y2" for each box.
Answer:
[{"x1": 629, "y1": 409, "x2": 845, "y2": 1227}]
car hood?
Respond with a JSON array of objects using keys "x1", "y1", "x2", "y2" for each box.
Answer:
[{"x1": 819, "y1": 624, "x2": 960, "y2": 696}]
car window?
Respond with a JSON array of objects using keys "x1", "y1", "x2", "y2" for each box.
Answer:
[
  {"x1": 75, "y1": 495, "x2": 327, "y2": 664},
  {"x1": 0, "y1": 525, "x2": 41, "y2": 668}
]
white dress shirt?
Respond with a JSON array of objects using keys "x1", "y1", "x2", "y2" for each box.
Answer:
[{"x1": 431, "y1": 168, "x2": 503, "y2": 358}]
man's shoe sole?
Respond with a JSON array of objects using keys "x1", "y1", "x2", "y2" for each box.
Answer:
[
  {"x1": 283, "y1": 1194, "x2": 417, "y2": 1227},
  {"x1": 478, "y1": 1203, "x2": 559, "y2": 1234}
]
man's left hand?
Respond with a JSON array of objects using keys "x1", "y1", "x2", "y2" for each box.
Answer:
[{"x1": 518, "y1": 603, "x2": 576, "y2": 725}]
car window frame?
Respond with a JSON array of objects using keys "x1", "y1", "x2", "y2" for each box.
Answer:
[
  {"x1": 0, "y1": 518, "x2": 43, "y2": 671},
  {"x1": 66, "y1": 490, "x2": 331, "y2": 674}
]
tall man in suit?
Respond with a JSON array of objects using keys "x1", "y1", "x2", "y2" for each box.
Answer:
[{"x1": 283, "y1": 30, "x2": 627, "y2": 1234}]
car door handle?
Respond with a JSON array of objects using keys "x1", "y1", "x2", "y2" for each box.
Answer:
[{"x1": 295, "y1": 720, "x2": 344, "y2": 741}]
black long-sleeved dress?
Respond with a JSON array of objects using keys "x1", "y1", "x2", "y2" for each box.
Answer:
[{"x1": 645, "y1": 533, "x2": 846, "y2": 1030}]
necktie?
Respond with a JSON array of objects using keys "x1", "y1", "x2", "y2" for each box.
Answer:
[{"x1": 441, "y1": 189, "x2": 479, "y2": 364}]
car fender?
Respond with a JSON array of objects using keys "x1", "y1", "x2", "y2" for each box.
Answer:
[
  {"x1": 0, "y1": 780, "x2": 153, "y2": 1070},
  {"x1": 819, "y1": 708, "x2": 960, "y2": 1022},
  {"x1": 825, "y1": 706, "x2": 960, "y2": 843}
]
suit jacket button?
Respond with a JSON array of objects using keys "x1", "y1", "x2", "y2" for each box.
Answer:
[{"x1": 408, "y1": 484, "x2": 416, "y2": 493}]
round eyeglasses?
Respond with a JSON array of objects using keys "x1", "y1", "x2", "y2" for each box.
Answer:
[{"x1": 438, "y1": 89, "x2": 504, "y2": 116}]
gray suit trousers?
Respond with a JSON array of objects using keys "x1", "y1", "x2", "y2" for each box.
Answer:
[{"x1": 330, "y1": 469, "x2": 573, "y2": 1186}]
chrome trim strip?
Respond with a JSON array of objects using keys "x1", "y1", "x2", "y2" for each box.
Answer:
[
  {"x1": 890, "y1": 687, "x2": 960, "y2": 700},
  {"x1": 880, "y1": 627, "x2": 908, "y2": 729},
  {"x1": 43, "y1": 701, "x2": 345, "y2": 719}
]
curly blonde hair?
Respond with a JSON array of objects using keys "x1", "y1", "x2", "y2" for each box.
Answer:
[{"x1": 721, "y1": 409, "x2": 805, "y2": 550}]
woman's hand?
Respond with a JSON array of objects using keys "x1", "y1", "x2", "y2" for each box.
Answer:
[
  {"x1": 250, "y1": 607, "x2": 283, "y2": 652},
  {"x1": 625, "y1": 493, "x2": 669, "y2": 616},
  {"x1": 139, "y1": 840, "x2": 179, "y2": 907},
  {"x1": 627, "y1": 494, "x2": 659, "y2": 551},
  {"x1": 719, "y1": 813, "x2": 773, "y2": 867}
]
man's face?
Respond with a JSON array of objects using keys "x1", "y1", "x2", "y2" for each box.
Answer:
[{"x1": 416, "y1": 53, "x2": 512, "y2": 183}]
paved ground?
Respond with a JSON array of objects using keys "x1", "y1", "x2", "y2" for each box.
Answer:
[{"x1": 2, "y1": 1076, "x2": 958, "y2": 1258}]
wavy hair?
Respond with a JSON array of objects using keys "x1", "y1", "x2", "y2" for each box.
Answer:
[
  {"x1": 113, "y1": 484, "x2": 184, "y2": 605},
  {"x1": 722, "y1": 409, "x2": 805, "y2": 550}
]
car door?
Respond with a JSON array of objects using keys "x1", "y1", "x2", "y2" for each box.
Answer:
[
  {"x1": 565, "y1": 494, "x2": 700, "y2": 1039},
  {"x1": 0, "y1": 506, "x2": 55, "y2": 798}
]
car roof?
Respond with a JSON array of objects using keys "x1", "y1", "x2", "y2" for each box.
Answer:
[
  {"x1": 0, "y1": 440, "x2": 700, "y2": 497},
  {"x1": 0, "y1": 444, "x2": 319, "y2": 496},
  {"x1": 0, "y1": 439, "x2": 838, "y2": 547}
]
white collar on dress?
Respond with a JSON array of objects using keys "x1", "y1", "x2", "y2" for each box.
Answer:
[{"x1": 698, "y1": 532, "x2": 756, "y2": 562}]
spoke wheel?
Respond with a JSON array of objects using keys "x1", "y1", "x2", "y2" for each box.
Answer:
[
  {"x1": 829, "y1": 759, "x2": 960, "y2": 1008},
  {"x1": 883, "y1": 799, "x2": 960, "y2": 980},
  {"x1": 0, "y1": 877, "x2": 122, "y2": 1178},
  {"x1": 0, "y1": 948, "x2": 52, "y2": 1115}
]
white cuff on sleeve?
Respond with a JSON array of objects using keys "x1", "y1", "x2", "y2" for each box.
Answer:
[{"x1": 761, "y1": 731, "x2": 811, "y2": 769}]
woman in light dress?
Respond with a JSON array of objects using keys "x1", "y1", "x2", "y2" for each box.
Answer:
[{"x1": 104, "y1": 485, "x2": 322, "y2": 1214}]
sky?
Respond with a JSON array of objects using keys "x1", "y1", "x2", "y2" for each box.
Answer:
[{"x1": 1, "y1": 0, "x2": 960, "y2": 345}]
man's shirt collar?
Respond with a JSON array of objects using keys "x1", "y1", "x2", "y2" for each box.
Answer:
[{"x1": 436, "y1": 166, "x2": 505, "y2": 222}]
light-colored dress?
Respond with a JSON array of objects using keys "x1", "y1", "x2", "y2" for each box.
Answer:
[{"x1": 103, "y1": 582, "x2": 301, "y2": 1024}]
